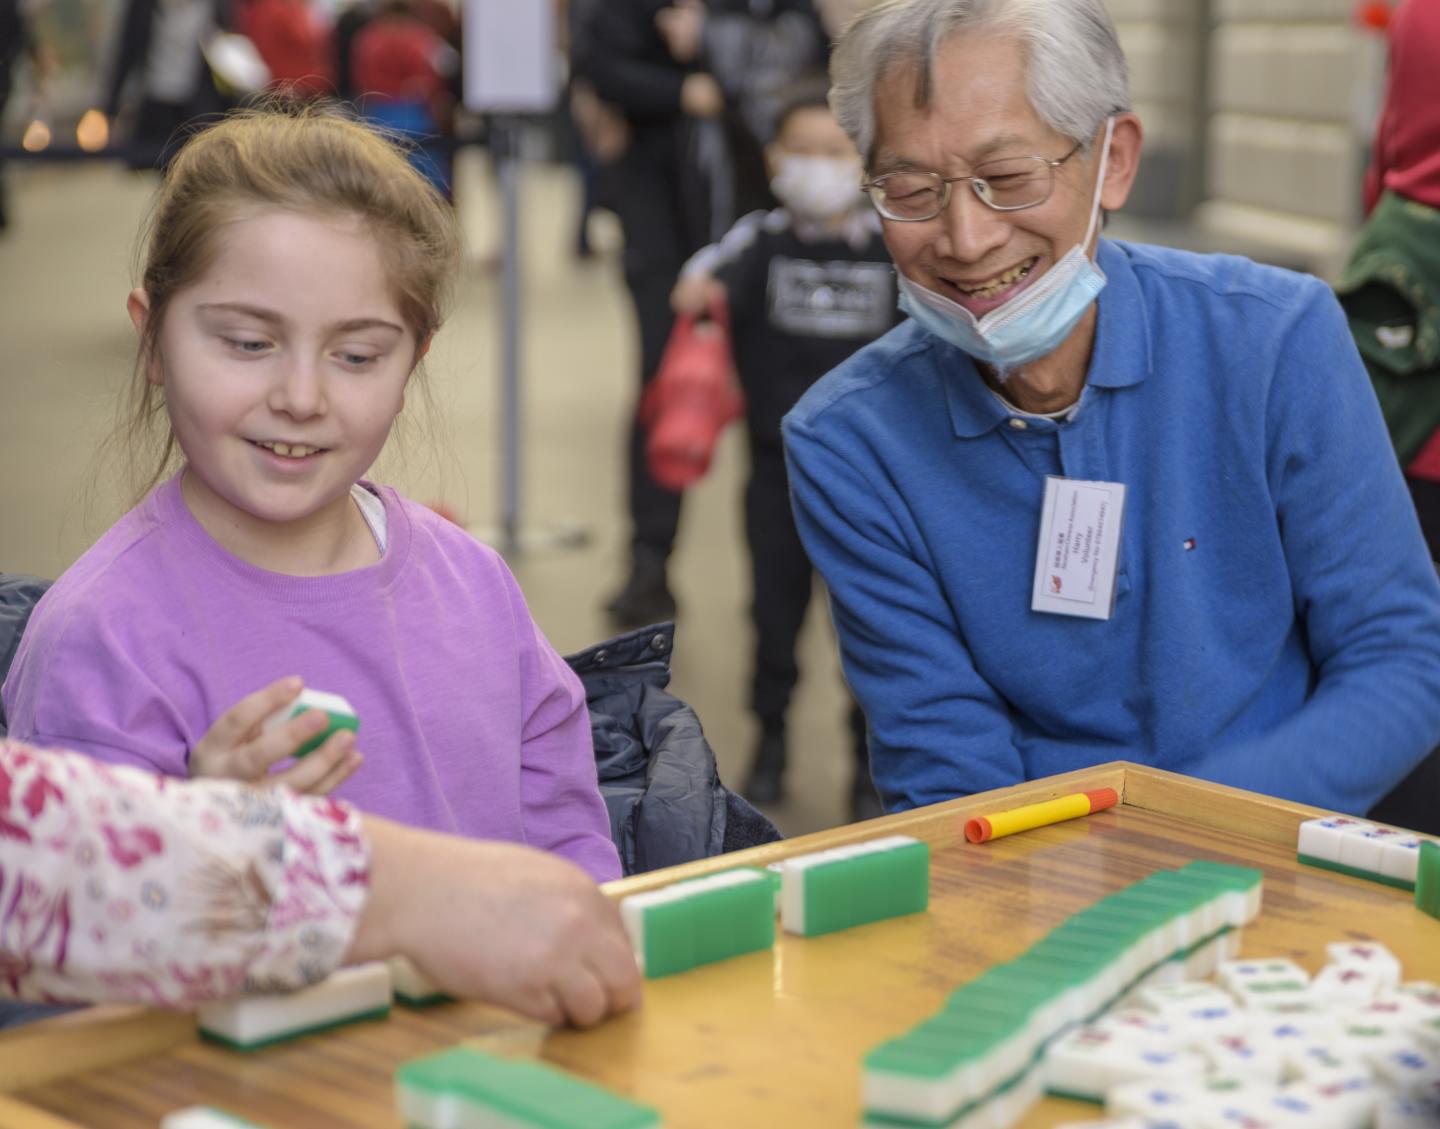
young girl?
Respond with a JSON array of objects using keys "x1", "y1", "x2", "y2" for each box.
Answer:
[{"x1": 1, "y1": 105, "x2": 622, "y2": 883}]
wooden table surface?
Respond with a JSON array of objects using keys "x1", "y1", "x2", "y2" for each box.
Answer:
[{"x1": 2, "y1": 762, "x2": 1437, "y2": 1129}]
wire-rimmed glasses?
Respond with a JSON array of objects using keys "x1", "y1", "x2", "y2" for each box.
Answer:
[{"x1": 862, "y1": 140, "x2": 1085, "y2": 222}]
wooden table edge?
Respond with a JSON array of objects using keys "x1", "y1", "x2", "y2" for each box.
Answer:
[
  {"x1": 0, "y1": 762, "x2": 1345, "y2": 1108},
  {"x1": 0, "y1": 1092, "x2": 90, "y2": 1129},
  {"x1": 0, "y1": 1005, "x2": 195, "y2": 1095}
]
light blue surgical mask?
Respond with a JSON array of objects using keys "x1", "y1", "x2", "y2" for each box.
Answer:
[{"x1": 897, "y1": 118, "x2": 1115, "y2": 377}]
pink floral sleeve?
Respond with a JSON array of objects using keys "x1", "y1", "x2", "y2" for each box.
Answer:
[{"x1": 0, "y1": 739, "x2": 371, "y2": 1008}]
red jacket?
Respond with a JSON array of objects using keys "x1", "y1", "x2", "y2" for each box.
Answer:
[
  {"x1": 238, "y1": 0, "x2": 334, "y2": 97},
  {"x1": 1364, "y1": 0, "x2": 1440, "y2": 213},
  {"x1": 350, "y1": 17, "x2": 446, "y2": 105}
]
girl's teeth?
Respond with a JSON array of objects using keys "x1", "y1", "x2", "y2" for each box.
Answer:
[{"x1": 259, "y1": 441, "x2": 318, "y2": 457}]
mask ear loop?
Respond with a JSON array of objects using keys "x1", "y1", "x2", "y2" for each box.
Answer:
[{"x1": 1080, "y1": 116, "x2": 1116, "y2": 253}]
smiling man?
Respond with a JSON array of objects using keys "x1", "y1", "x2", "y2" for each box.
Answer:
[{"x1": 783, "y1": 0, "x2": 1440, "y2": 819}]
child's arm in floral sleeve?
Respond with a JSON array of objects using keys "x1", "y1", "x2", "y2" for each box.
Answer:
[{"x1": 0, "y1": 738, "x2": 369, "y2": 1007}]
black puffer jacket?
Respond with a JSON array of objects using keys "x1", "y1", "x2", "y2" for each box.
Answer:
[
  {"x1": 0, "y1": 576, "x2": 779, "y2": 873},
  {"x1": 565, "y1": 622, "x2": 781, "y2": 874},
  {"x1": 0, "y1": 574, "x2": 49, "y2": 735}
]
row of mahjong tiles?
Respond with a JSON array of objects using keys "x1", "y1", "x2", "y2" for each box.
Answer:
[
  {"x1": 177, "y1": 836, "x2": 937, "y2": 1128},
  {"x1": 162, "y1": 837, "x2": 1436, "y2": 1129},
  {"x1": 859, "y1": 858, "x2": 1440, "y2": 1129},
  {"x1": 1297, "y1": 817, "x2": 1440, "y2": 917},
  {"x1": 196, "y1": 835, "x2": 937, "y2": 1051}
]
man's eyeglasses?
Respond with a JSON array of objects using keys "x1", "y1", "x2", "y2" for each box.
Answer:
[{"x1": 862, "y1": 140, "x2": 1085, "y2": 222}]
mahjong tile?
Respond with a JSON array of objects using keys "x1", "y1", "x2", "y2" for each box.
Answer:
[
  {"x1": 1346, "y1": 997, "x2": 1427, "y2": 1033},
  {"x1": 1380, "y1": 837, "x2": 1426, "y2": 885},
  {"x1": 1297, "y1": 818, "x2": 1376, "y2": 865},
  {"x1": 1218, "y1": 959, "x2": 1310, "y2": 994},
  {"x1": 1278, "y1": 1073, "x2": 1382, "y2": 1129},
  {"x1": 1313, "y1": 962, "x2": 1387, "y2": 1007},
  {"x1": 1096, "y1": 1008, "x2": 1187, "y2": 1053},
  {"x1": 1338, "y1": 828, "x2": 1410, "y2": 874},
  {"x1": 1325, "y1": 943, "x2": 1401, "y2": 991},
  {"x1": 1106, "y1": 1075, "x2": 1263, "y2": 1122},
  {"x1": 1376, "y1": 1093, "x2": 1440, "y2": 1129},
  {"x1": 1370, "y1": 1046, "x2": 1440, "y2": 1098},
  {"x1": 1253, "y1": 1013, "x2": 1342, "y2": 1054},
  {"x1": 1046, "y1": 1026, "x2": 1207, "y2": 1102},
  {"x1": 1335, "y1": 1017, "x2": 1415, "y2": 1064},
  {"x1": 1196, "y1": 1033, "x2": 1285, "y2": 1083},
  {"x1": 1395, "y1": 982, "x2": 1440, "y2": 1018},
  {"x1": 1282, "y1": 1042, "x2": 1376, "y2": 1085},
  {"x1": 1135, "y1": 981, "x2": 1237, "y2": 1018}
]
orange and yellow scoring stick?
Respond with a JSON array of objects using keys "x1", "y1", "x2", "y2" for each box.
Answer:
[{"x1": 964, "y1": 787, "x2": 1119, "y2": 844}]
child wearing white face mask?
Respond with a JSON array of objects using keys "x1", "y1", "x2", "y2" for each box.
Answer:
[{"x1": 670, "y1": 81, "x2": 899, "y2": 822}]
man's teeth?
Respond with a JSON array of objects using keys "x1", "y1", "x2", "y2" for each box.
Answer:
[
  {"x1": 256, "y1": 440, "x2": 321, "y2": 458},
  {"x1": 960, "y1": 260, "x2": 1034, "y2": 299}
]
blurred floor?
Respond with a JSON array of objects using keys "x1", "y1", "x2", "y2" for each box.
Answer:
[{"x1": 0, "y1": 149, "x2": 859, "y2": 837}]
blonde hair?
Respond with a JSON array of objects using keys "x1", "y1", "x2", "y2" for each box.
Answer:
[{"x1": 117, "y1": 101, "x2": 461, "y2": 504}]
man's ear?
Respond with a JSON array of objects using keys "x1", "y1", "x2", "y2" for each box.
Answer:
[
  {"x1": 1099, "y1": 112, "x2": 1144, "y2": 213},
  {"x1": 127, "y1": 288, "x2": 163, "y2": 387}
]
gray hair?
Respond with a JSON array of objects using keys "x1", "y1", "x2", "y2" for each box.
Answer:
[{"x1": 829, "y1": 0, "x2": 1130, "y2": 165}]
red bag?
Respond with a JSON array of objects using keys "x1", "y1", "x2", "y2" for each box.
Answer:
[{"x1": 639, "y1": 296, "x2": 746, "y2": 492}]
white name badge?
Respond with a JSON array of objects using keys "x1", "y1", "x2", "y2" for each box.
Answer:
[{"x1": 1031, "y1": 476, "x2": 1126, "y2": 620}]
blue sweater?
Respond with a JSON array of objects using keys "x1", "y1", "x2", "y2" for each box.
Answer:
[{"x1": 784, "y1": 240, "x2": 1440, "y2": 815}]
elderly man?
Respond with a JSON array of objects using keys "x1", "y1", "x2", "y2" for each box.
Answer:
[{"x1": 783, "y1": 0, "x2": 1440, "y2": 818}]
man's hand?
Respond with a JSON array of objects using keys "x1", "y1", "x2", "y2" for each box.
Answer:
[
  {"x1": 670, "y1": 274, "x2": 726, "y2": 317},
  {"x1": 354, "y1": 823, "x2": 643, "y2": 1028},
  {"x1": 190, "y1": 677, "x2": 362, "y2": 795},
  {"x1": 656, "y1": 0, "x2": 706, "y2": 64},
  {"x1": 680, "y1": 72, "x2": 724, "y2": 119}
]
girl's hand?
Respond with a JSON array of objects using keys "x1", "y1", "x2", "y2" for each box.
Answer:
[
  {"x1": 351, "y1": 822, "x2": 643, "y2": 1028},
  {"x1": 190, "y1": 677, "x2": 363, "y2": 795}
]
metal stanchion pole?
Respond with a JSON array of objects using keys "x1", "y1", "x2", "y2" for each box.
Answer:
[
  {"x1": 496, "y1": 116, "x2": 523, "y2": 556},
  {"x1": 470, "y1": 116, "x2": 589, "y2": 557},
  {"x1": 463, "y1": 0, "x2": 587, "y2": 555}
]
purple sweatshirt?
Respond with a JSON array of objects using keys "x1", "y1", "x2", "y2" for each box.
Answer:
[{"x1": 3, "y1": 475, "x2": 621, "y2": 882}]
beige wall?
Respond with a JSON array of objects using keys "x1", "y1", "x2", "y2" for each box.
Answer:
[
  {"x1": 1110, "y1": 0, "x2": 1207, "y2": 219},
  {"x1": 1200, "y1": 0, "x2": 1383, "y2": 278}
]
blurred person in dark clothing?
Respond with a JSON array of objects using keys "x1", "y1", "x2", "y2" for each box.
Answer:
[
  {"x1": 560, "y1": 0, "x2": 615, "y2": 259},
  {"x1": 103, "y1": 0, "x2": 232, "y2": 169},
  {"x1": 572, "y1": 0, "x2": 825, "y2": 628},
  {"x1": 568, "y1": 75, "x2": 629, "y2": 258},
  {"x1": 334, "y1": 0, "x2": 383, "y2": 103},
  {"x1": 654, "y1": 0, "x2": 826, "y2": 220},
  {"x1": 0, "y1": 0, "x2": 46, "y2": 231},
  {"x1": 408, "y1": 0, "x2": 460, "y2": 46}
]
